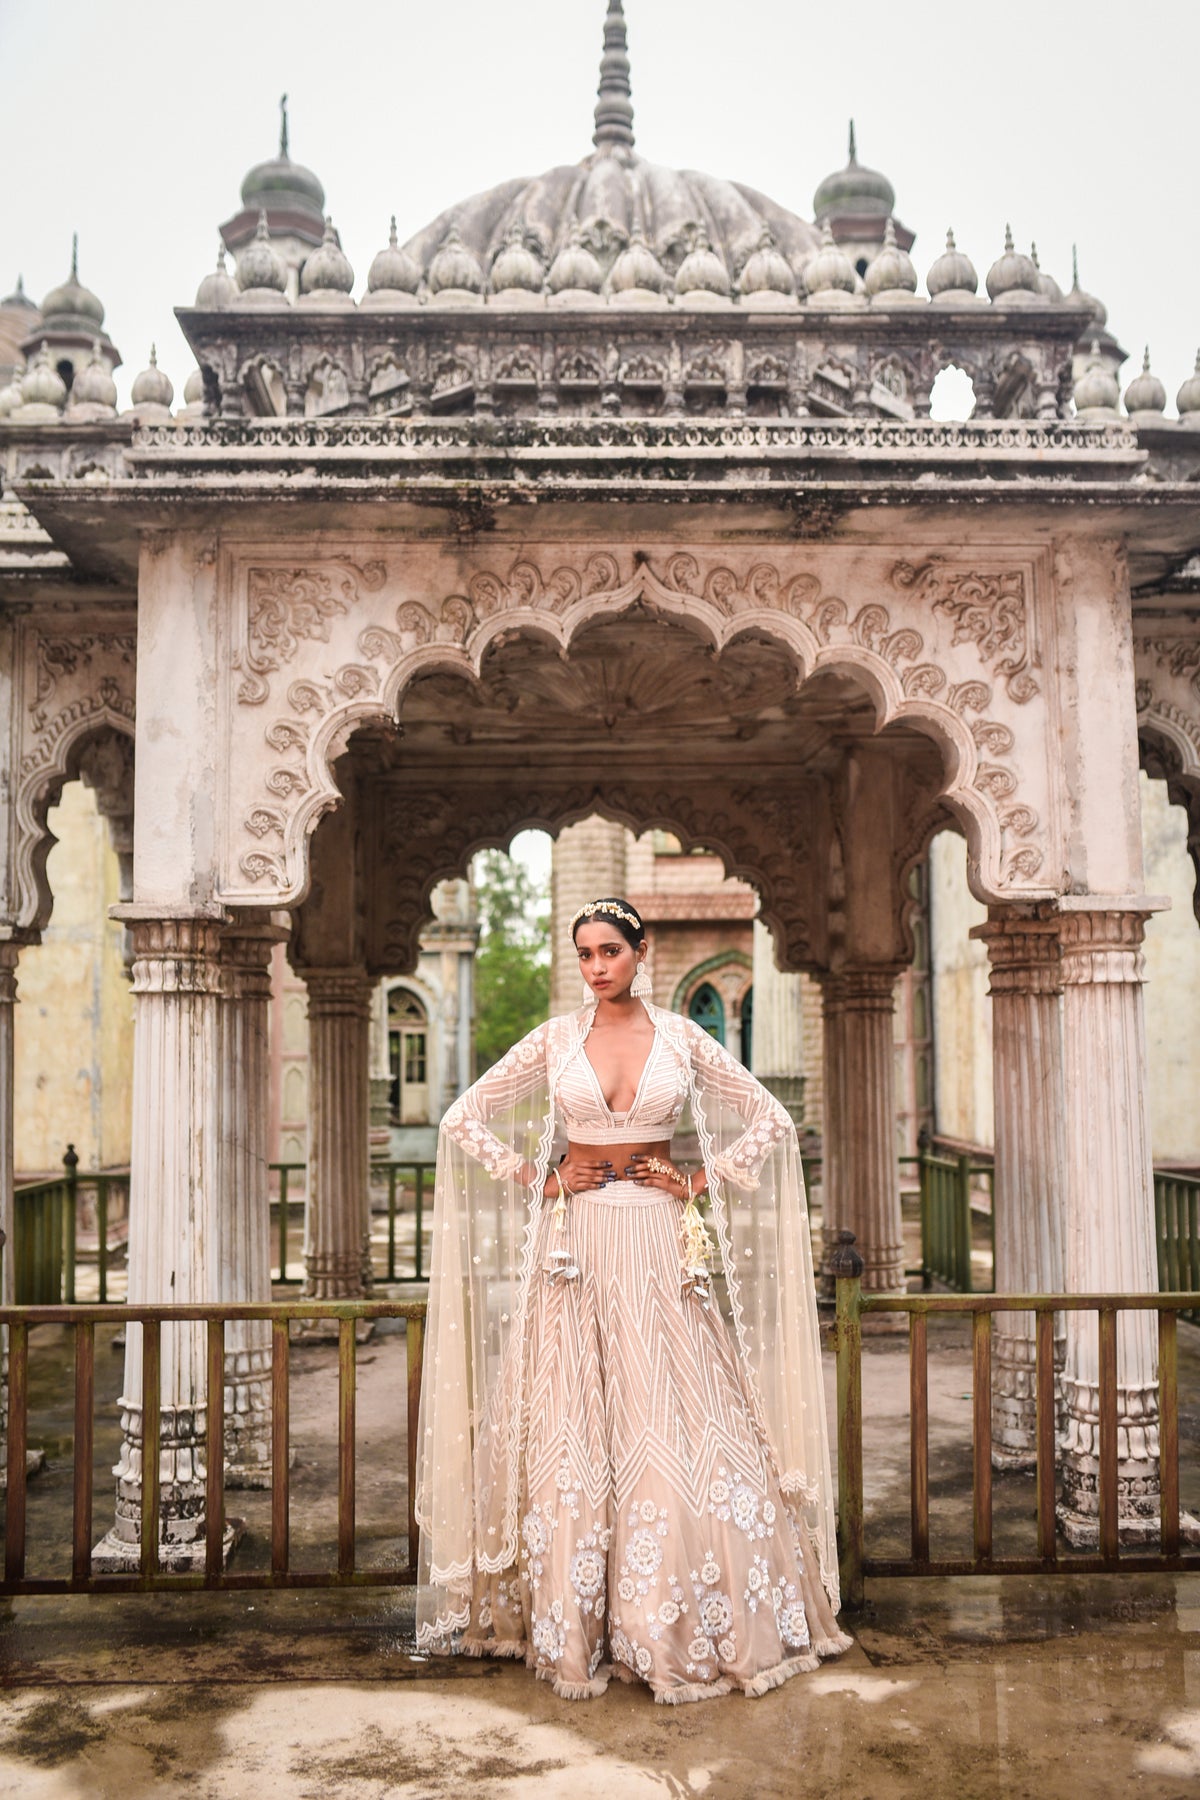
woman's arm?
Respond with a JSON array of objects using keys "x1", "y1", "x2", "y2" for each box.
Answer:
[
  {"x1": 440, "y1": 1021, "x2": 551, "y2": 1180},
  {"x1": 683, "y1": 1017, "x2": 793, "y2": 1188}
]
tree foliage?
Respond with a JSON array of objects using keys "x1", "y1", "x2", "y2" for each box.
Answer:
[{"x1": 473, "y1": 849, "x2": 550, "y2": 1073}]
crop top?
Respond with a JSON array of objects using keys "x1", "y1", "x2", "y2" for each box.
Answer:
[{"x1": 441, "y1": 1002, "x2": 793, "y2": 1188}]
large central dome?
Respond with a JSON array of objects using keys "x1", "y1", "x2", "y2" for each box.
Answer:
[{"x1": 396, "y1": 2, "x2": 820, "y2": 300}]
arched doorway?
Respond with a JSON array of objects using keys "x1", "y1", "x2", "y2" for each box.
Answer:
[
  {"x1": 387, "y1": 985, "x2": 430, "y2": 1125},
  {"x1": 688, "y1": 981, "x2": 725, "y2": 1044}
]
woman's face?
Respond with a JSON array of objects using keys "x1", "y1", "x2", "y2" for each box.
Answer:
[{"x1": 574, "y1": 920, "x2": 645, "y2": 1002}]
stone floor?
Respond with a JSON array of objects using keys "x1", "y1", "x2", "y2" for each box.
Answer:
[{"x1": 2, "y1": 1301, "x2": 1198, "y2": 1797}]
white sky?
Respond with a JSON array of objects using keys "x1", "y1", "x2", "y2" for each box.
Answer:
[{"x1": 2, "y1": 0, "x2": 1196, "y2": 410}]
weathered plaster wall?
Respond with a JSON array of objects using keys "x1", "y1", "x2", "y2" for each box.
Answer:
[
  {"x1": 13, "y1": 780, "x2": 132, "y2": 1173},
  {"x1": 1140, "y1": 772, "x2": 1200, "y2": 1164},
  {"x1": 929, "y1": 829, "x2": 993, "y2": 1146}
]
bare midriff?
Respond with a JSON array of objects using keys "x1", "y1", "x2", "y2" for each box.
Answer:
[{"x1": 566, "y1": 1139, "x2": 675, "y2": 1172}]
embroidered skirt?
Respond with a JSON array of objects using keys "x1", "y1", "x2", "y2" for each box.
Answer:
[{"x1": 462, "y1": 1181, "x2": 851, "y2": 1703}]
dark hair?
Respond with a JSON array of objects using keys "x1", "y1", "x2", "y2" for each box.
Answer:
[{"x1": 570, "y1": 897, "x2": 645, "y2": 951}]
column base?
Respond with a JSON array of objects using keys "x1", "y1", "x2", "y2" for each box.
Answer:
[
  {"x1": 296, "y1": 1317, "x2": 375, "y2": 1345},
  {"x1": 1057, "y1": 1454, "x2": 1171, "y2": 1548},
  {"x1": 91, "y1": 1517, "x2": 245, "y2": 1573}
]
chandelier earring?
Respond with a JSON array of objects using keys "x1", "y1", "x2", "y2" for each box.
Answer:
[{"x1": 631, "y1": 960, "x2": 653, "y2": 999}]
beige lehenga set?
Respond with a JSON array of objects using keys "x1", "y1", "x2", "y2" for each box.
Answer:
[{"x1": 415, "y1": 1001, "x2": 850, "y2": 1703}]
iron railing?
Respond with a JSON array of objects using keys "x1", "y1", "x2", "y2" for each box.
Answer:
[
  {"x1": 1, "y1": 1297, "x2": 426, "y2": 1595},
  {"x1": 1156, "y1": 1171, "x2": 1200, "y2": 1325},
  {"x1": 916, "y1": 1142, "x2": 994, "y2": 1293},
  {"x1": 10, "y1": 1148, "x2": 130, "y2": 1304},
  {"x1": 832, "y1": 1251, "x2": 1200, "y2": 1607},
  {"x1": 268, "y1": 1162, "x2": 434, "y2": 1285}
]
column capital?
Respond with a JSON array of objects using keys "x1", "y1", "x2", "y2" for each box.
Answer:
[
  {"x1": 1056, "y1": 906, "x2": 1149, "y2": 986},
  {"x1": 302, "y1": 966, "x2": 374, "y2": 1017},
  {"x1": 974, "y1": 910, "x2": 1063, "y2": 997},
  {"x1": 125, "y1": 916, "x2": 225, "y2": 995},
  {"x1": 220, "y1": 923, "x2": 288, "y2": 1000},
  {"x1": 822, "y1": 966, "x2": 902, "y2": 1011}
]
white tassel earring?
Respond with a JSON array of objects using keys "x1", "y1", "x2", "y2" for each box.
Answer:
[{"x1": 631, "y1": 961, "x2": 653, "y2": 998}]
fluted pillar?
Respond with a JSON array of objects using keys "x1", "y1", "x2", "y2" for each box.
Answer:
[
  {"x1": 219, "y1": 926, "x2": 283, "y2": 1487},
  {"x1": 750, "y1": 920, "x2": 806, "y2": 1124},
  {"x1": 821, "y1": 968, "x2": 905, "y2": 1296},
  {"x1": 976, "y1": 912, "x2": 1066, "y2": 1468},
  {"x1": 0, "y1": 944, "x2": 18, "y2": 1485},
  {"x1": 1057, "y1": 904, "x2": 1161, "y2": 1545},
  {"x1": 95, "y1": 917, "x2": 231, "y2": 1567},
  {"x1": 303, "y1": 968, "x2": 372, "y2": 1301}
]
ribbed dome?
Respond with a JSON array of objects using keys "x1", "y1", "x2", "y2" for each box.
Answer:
[
  {"x1": 42, "y1": 236, "x2": 105, "y2": 328},
  {"x1": 300, "y1": 217, "x2": 354, "y2": 299},
  {"x1": 926, "y1": 228, "x2": 979, "y2": 300},
  {"x1": 0, "y1": 358, "x2": 25, "y2": 418},
  {"x1": 69, "y1": 340, "x2": 118, "y2": 411},
  {"x1": 365, "y1": 218, "x2": 421, "y2": 298},
  {"x1": 1030, "y1": 243, "x2": 1063, "y2": 302},
  {"x1": 1124, "y1": 347, "x2": 1166, "y2": 416},
  {"x1": 19, "y1": 344, "x2": 67, "y2": 413},
  {"x1": 196, "y1": 246, "x2": 238, "y2": 309},
  {"x1": 737, "y1": 227, "x2": 795, "y2": 298},
  {"x1": 547, "y1": 222, "x2": 603, "y2": 295},
  {"x1": 490, "y1": 221, "x2": 545, "y2": 293},
  {"x1": 1176, "y1": 351, "x2": 1200, "y2": 418},
  {"x1": 428, "y1": 224, "x2": 484, "y2": 296},
  {"x1": 2, "y1": 275, "x2": 38, "y2": 317},
  {"x1": 1068, "y1": 246, "x2": 1107, "y2": 330},
  {"x1": 813, "y1": 122, "x2": 896, "y2": 222},
  {"x1": 986, "y1": 225, "x2": 1039, "y2": 302},
  {"x1": 130, "y1": 345, "x2": 174, "y2": 410},
  {"x1": 1073, "y1": 341, "x2": 1119, "y2": 413},
  {"x1": 236, "y1": 212, "x2": 288, "y2": 295},
  {"x1": 803, "y1": 221, "x2": 857, "y2": 299},
  {"x1": 864, "y1": 218, "x2": 917, "y2": 298},
  {"x1": 675, "y1": 228, "x2": 731, "y2": 298},
  {"x1": 241, "y1": 96, "x2": 325, "y2": 217}
]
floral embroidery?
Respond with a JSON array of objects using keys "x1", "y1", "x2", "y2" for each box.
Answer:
[
  {"x1": 625, "y1": 1529, "x2": 664, "y2": 1578},
  {"x1": 640, "y1": 1498, "x2": 659, "y2": 1523},
  {"x1": 778, "y1": 1600, "x2": 810, "y2": 1649},
  {"x1": 570, "y1": 1547, "x2": 605, "y2": 1600},
  {"x1": 531, "y1": 1602, "x2": 566, "y2": 1663},
  {"x1": 699, "y1": 1553, "x2": 721, "y2": 1585},
  {"x1": 718, "y1": 1635, "x2": 737, "y2": 1662},
  {"x1": 617, "y1": 1576, "x2": 637, "y2": 1602},
  {"x1": 697, "y1": 1590, "x2": 734, "y2": 1638}
]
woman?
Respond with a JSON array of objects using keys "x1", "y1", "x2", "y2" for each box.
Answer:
[{"x1": 415, "y1": 896, "x2": 850, "y2": 1703}]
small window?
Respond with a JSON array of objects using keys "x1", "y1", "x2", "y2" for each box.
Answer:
[{"x1": 689, "y1": 982, "x2": 725, "y2": 1045}]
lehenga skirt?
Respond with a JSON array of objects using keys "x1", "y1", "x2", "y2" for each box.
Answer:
[{"x1": 462, "y1": 1181, "x2": 851, "y2": 1703}]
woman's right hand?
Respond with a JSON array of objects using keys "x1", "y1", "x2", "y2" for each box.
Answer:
[{"x1": 545, "y1": 1154, "x2": 614, "y2": 1199}]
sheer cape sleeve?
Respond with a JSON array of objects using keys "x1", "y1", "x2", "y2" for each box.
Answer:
[{"x1": 660, "y1": 1010, "x2": 840, "y2": 1611}]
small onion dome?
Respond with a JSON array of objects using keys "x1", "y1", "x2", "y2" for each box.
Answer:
[
  {"x1": 1073, "y1": 340, "x2": 1119, "y2": 413},
  {"x1": 926, "y1": 228, "x2": 980, "y2": 302},
  {"x1": 236, "y1": 211, "x2": 288, "y2": 297},
  {"x1": 1124, "y1": 347, "x2": 1166, "y2": 417},
  {"x1": 813, "y1": 121, "x2": 896, "y2": 222},
  {"x1": 299, "y1": 216, "x2": 355, "y2": 307},
  {"x1": 241, "y1": 98, "x2": 325, "y2": 217},
  {"x1": 129, "y1": 345, "x2": 174, "y2": 417},
  {"x1": 608, "y1": 228, "x2": 668, "y2": 299},
  {"x1": 1030, "y1": 243, "x2": 1062, "y2": 303},
  {"x1": 1068, "y1": 245, "x2": 1107, "y2": 329},
  {"x1": 364, "y1": 216, "x2": 420, "y2": 303},
  {"x1": 428, "y1": 223, "x2": 484, "y2": 297},
  {"x1": 2, "y1": 274, "x2": 38, "y2": 315},
  {"x1": 547, "y1": 222, "x2": 603, "y2": 297},
  {"x1": 196, "y1": 245, "x2": 237, "y2": 309},
  {"x1": 864, "y1": 217, "x2": 919, "y2": 301},
  {"x1": 41, "y1": 235, "x2": 105, "y2": 328},
  {"x1": 803, "y1": 221, "x2": 858, "y2": 301},
  {"x1": 68, "y1": 339, "x2": 118, "y2": 414},
  {"x1": 0, "y1": 357, "x2": 25, "y2": 418},
  {"x1": 1176, "y1": 350, "x2": 1200, "y2": 420},
  {"x1": 986, "y1": 224, "x2": 1039, "y2": 303},
  {"x1": 177, "y1": 367, "x2": 206, "y2": 422},
  {"x1": 17, "y1": 343, "x2": 67, "y2": 417},
  {"x1": 675, "y1": 228, "x2": 732, "y2": 302},
  {"x1": 737, "y1": 226, "x2": 796, "y2": 301},
  {"x1": 490, "y1": 221, "x2": 545, "y2": 295}
]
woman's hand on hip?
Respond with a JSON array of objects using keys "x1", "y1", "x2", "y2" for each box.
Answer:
[
  {"x1": 625, "y1": 1154, "x2": 690, "y2": 1198},
  {"x1": 545, "y1": 1154, "x2": 614, "y2": 1199}
]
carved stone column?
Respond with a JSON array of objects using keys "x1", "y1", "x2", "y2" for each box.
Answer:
[
  {"x1": 219, "y1": 926, "x2": 283, "y2": 1488},
  {"x1": 1057, "y1": 904, "x2": 1161, "y2": 1545},
  {"x1": 821, "y1": 968, "x2": 905, "y2": 1296},
  {"x1": 0, "y1": 943, "x2": 18, "y2": 1485},
  {"x1": 750, "y1": 920, "x2": 806, "y2": 1124},
  {"x1": 303, "y1": 968, "x2": 373, "y2": 1302},
  {"x1": 95, "y1": 917, "x2": 234, "y2": 1568},
  {"x1": 975, "y1": 911, "x2": 1066, "y2": 1468}
]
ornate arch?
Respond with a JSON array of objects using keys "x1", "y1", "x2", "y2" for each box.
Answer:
[
  {"x1": 670, "y1": 949, "x2": 754, "y2": 1016},
  {"x1": 218, "y1": 543, "x2": 1057, "y2": 918},
  {"x1": 1135, "y1": 631, "x2": 1200, "y2": 925},
  {"x1": 5, "y1": 616, "x2": 136, "y2": 932}
]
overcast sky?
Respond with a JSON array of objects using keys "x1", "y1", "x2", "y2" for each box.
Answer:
[{"x1": 2, "y1": 0, "x2": 1196, "y2": 411}]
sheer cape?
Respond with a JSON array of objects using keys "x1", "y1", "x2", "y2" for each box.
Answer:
[{"x1": 414, "y1": 1002, "x2": 839, "y2": 1650}]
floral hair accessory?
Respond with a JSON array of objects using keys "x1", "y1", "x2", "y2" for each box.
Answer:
[{"x1": 569, "y1": 899, "x2": 644, "y2": 936}]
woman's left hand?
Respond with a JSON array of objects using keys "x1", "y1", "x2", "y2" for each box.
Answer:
[{"x1": 625, "y1": 1154, "x2": 690, "y2": 1198}]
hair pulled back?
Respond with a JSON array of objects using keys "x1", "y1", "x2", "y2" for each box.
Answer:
[{"x1": 570, "y1": 896, "x2": 645, "y2": 951}]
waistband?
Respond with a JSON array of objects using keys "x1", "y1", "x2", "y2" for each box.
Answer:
[
  {"x1": 572, "y1": 1179, "x2": 678, "y2": 1208},
  {"x1": 564, "y1": 1128, "x2": 678, "y2": 1146}
]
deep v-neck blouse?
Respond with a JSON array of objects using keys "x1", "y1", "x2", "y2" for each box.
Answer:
[{"x1": 560, "y1": 1015, "x2": 689, "y2": 1145}]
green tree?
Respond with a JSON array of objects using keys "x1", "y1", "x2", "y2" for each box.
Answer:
[{"x1": 473, "y1": 849, "x2": 550, "y2": 1073}]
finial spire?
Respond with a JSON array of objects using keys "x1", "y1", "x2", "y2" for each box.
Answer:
[
  {"x1": 279, "y1": 93, "x2": 289, "y2": 158},
  {"x1": 1071, "y1": 243, "x2": 1079, "y2": 289},
  {"x1": 848, "y1": 119, "x2": 857, "y2": 164},
  {"x1": 70, "y1": 232, "x2": 79, "y2": 280},
  {"x1": 593, "y1": 1, "x2": 635, "y2": 152}
]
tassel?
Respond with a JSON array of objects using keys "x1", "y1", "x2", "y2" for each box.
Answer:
[
  {"x1": 653, "y1": 1676, "x2": 735, "y2": 1705},
  {"x1": 680, "y1": 1198, "x2": 716, "y2": 1304},
  {"x1": 739, "y1": 1655, "x2": 820, "y2": 1697},
  {"x1": 630, "y1": 961, "x2": 652, "y2": 998}
]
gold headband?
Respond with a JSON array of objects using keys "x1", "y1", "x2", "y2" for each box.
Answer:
[{"x1": 570, "y1": 899, "x2": 644, "y2": 936}]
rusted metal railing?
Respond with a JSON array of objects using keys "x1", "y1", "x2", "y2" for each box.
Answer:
[
  {"x1": 832, "y1": 1240, "x2": 1199, "y2": 1607},
  {"x1": 269, "y1": 1162, "x2": 434, "y2": 1285},
  {"x1": 1156, "y1": 1170, "x2": 1200, "y2": 1325},
  {"x1": 1, "y1": 1298, "x2": 426, "y2": 1596},
  {"x1": 12, "y1": 1147, "x2": 130, "y2": 1304},
  {"x1": 917, "y1": 1140, "x2": 994, "y2": 1293}
]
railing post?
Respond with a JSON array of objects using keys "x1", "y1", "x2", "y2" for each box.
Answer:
[
  {"x1": 97, "y1": 1178, "x2": 109, "y2": 1304},
  {"x1": 62, "y1": 1144, "x2": 78, "y2": 1305},
  {"x1": 414, "y1": 1167, "x2": 425, "y2": 1282},
  {"x1": 277, "y1": 1164, "x2": 290, "y2": 1283},
  {"x1": 387, "y1": 1164, "x2": 398, "y2": 1283},
  {"x1": 830, "y1": 1228, "x2": 865, "y2": 1609},
  {"x1": 917, "y1": 1131, "x2": 932, "y2": 1290},
  {"x1": 957, "y1": 1151, "x2": 973, "y2": 1294}
]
